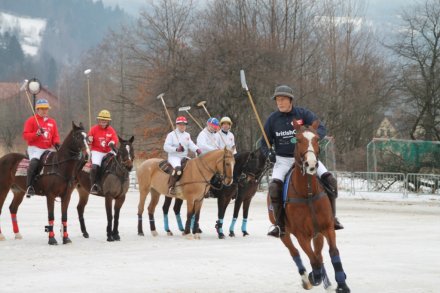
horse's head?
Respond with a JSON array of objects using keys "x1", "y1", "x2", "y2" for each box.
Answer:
[
  {"x1": 217, "y1": 148, "x2": 235, "y2": 186},
  {"x1": 61, "y1": 122, "x2": 90, "y2": 161},
  {"x1": 293, "y1": 119, "x2": 320, "y2": 175},
  {"x1": 239, "y1": 148, "x2": 268, "y2": 182},
  {"x1": 117, "y1": 135, "x2": 135, "y2": 171}
]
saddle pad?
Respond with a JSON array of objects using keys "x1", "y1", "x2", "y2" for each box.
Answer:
[
  {"x1": 159, "y1": 160, "x2": 173, "y2": 175},
  {"x1": 15, "y1": 158, "x2": 30, "y2": 176},
  {"x1": 82, "y1": 161, "x2": 92, "y2": 173},
  {"x1": 282, "y1": 169, "x2": 293, "y2": 205}
]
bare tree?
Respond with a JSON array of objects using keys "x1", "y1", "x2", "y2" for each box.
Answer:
[{"x1": 389, "y1": 0, "x2": 440, "y2": 140}]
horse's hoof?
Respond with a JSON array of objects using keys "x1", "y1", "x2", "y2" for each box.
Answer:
[
  {"x1": 194, "y1": 233, "x2": 201, "y2": 240},
  {"x1": 0, "y1": 233, "x2": 5, "y2": 241},
  {"x1": 336, "y1": 283, "x2": 350, "y2": 293},
  {"x1": 63, "y1": 237, "x2": 72, "y2": 244},
  {"x1": 48, "y1": 237, "x2": 58, "y2": 245},
  {"x1": 167, "y1": 231, "x2": 173, "y2": 236},
  {"x1": 301, "y1": 272, "x2": 313, "y2": 290},
  {"x1": 184, "y1": 233, "x2": 194, "y2": 240},
  {"x1": 229, "y1": 231, "x2": 235, "y2": 237},
  {"x1": 242, "y1": 231, "x2": 249, "y2": 237},
  {"x1": 197, "y1": 228, "x2": 203, "y2": 234},
  {"x1": 112, "y1": 234, "x2": 120, "y2": 241},
  {"x1": 218, "y1": 233, "x2": 225, "y2": 239},
  {"x1": 107, "y1": 236, "x2": 114, "y2": 242},
  {"x1": 308, "y1": 271, "x2": 322, "y2": 286},
  {"x1": 82, "y1": 232, "x2": 89, "y2": 238},
  {"x1": 15, "y1": 232, "x2": 23, "y2": 240},
  {"x1": 151, "y1": 230, "x2": 158, "y2": 237},
  {"x1": 138, "y1": 232, "x2": 145, "y2": 236}
]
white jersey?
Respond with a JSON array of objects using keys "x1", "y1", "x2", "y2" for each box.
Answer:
[
  {"x1": 196, "y1": 128, "x2": 221, "y2": 154},
  {"x1": 218, "y1": 130, "x2": 237, "y2": 154},
  {"x1": 164, "y1": 130, "x2": 198, "y2": 167}
]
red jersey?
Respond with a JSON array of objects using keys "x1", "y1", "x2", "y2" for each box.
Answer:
[
  {"x1": 88, "y1": 125, "x2": 119, "y2": 153},
  {"x1": 23, "y1": 115, "x2": 60, "y2": 149}
]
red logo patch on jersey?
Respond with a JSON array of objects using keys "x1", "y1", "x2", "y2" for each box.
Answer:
[{"x1": 291, "y1": 119, "x2": 304, "y2": 126}]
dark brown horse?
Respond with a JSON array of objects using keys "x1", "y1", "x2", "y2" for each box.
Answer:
[
  {"x1": 76, "y1": 136, "x2": 134, "y2": 241},
  {"x1": 0, "y1": 122, "x2": 90, "y2": 244},
  {"x1": 270, "y1": 120, "x2": 350, "y2": 292},
  {"x1": 137, "y1": 148, "x2": 235, "y2": 239}
]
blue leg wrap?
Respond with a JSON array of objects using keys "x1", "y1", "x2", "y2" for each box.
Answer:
[
  {"x1": 190, "y1": 214, "x2": 195, "y2": 230},
  {"x1": 217, "y1": 219, "x2": 224, "y2": 233},
  {"x1": 176, "y1": 214, "x2": 184, "y2": 231},
  {"x1": 164, "y1": 214, "x2": 169, "y2": 231},
  {"x1": 229, "y1": 218, "x2": 237, "y2": 232},
  {"x1": 331, "y1": 255, "x2": 346, "y2": 283},
  {"x1": 292, "y1": 255, "x2": 306, "y2": 274},
  {"x1": 241, "y1": 218, "x2": 248, "y2": 232}
]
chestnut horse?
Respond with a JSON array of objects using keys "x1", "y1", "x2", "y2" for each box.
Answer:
[
  {"x1": 270, "y1": 120, "x2": 350, "y2": 292},
  {"x1": 136, "y1": 148, "x2": 234, "y2": 239},
  {"x1": 76, "y1": 136, "x2": 134, "y2": 241},
  {"x1": 0, "y1": 122, "x2": 90, "y2": 245}
]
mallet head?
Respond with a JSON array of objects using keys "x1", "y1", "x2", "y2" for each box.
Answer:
[
  {"x1": 156, "y1": 93, "x2": 165, "y2": 100},
  {"x1": 197, "y1": 100, "x2": 207, "y2": 107},
  {"x1": 179, "y1": 106, "x2": 191, "y2": 112}
]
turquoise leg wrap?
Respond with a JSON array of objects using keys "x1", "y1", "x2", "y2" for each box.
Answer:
[
  {"x1": 164, "y1": 214, "x2": 169, "y2": 231},
  {"x1": 217, "y1": 219, "x2": 224, "y2": 233},
  {"x1": 190, "y1": 214, "x2": 195, "y2": 230},
  {"x1": 229, "y1": 218, "x2": 237, "y2": 232},
  {"x1": 241, "y1": 218, "x2": 248, "y2": 232},
  {"x1": 176, "y1": 214, "x2": 184, "y2": 231}
]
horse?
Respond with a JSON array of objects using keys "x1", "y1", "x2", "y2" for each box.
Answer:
[
  {"x1": 0, "y1": 122, "x2": 90, "y2": 245},
  {"x1": 155, "y1": 147, "x2": 270, "y2": 239},
  {"x1": 76, "y1": 136, "x2": 134, "y2": 241},
  {"x1": 136, "y1": 148, "x2": 235, "y2": 239},
  {"x1": 269, "y1": 120, "x2": 350, "y2": 292}
]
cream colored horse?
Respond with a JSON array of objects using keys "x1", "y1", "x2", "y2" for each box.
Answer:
[{"x1": 136, "y1": 148, "x2": 235, "y2": 239}]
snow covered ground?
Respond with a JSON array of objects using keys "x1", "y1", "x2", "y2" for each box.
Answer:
[{"x1": 1, "y1": 189, "x2": 439, "y2": 293}]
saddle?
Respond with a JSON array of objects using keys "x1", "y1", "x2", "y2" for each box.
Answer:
[
  {"x1": 15, "y1": 151, "x2": 52, "y2": 177},
  {"x1": 159, "y1": 158, "x2": 189, "y2": 175}
]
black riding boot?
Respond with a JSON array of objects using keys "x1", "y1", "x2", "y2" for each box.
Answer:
[
  {"x1": 168, "y1": 166, "x2": 182, "y2": 195},
  {"x1": 267, "y1": 179, "x2": 285, "y2": 238},
  {"x1": 26, "y1": 159, "x2": 40, "y2": 197},
  {"x1": 90, "y1": 164, "x2": 100, "y2": 195},
  {"x1": 321, "y1": 172, "x2": 344, "y2": 230}
]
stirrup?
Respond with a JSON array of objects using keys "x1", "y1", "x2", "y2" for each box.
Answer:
[
  {"x1": 168, "y1": 187, "x2": 176, "y2": 195},
  {"x1": 267, "y1": 225, "x2": 285, "y2": 238},
  {"x1": 334, "y1": 217, "x2": 344, "y2": 230},
  {"x1": 90, "y1": 184, "x2": 99, "y2": 195},
  {"x1": 25, "y1": 186, "x2": 35, "y2": 198},
  {"x1": 176, "y1": 170, "x2": 182, "y2": 176}
]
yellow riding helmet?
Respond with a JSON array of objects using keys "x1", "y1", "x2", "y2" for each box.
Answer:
[
  {"x1": 97, "y1": 109, "x2": 112, "y2": 121},
  {"x1": 220, "y1": 116, "x2": 232, "y2": 125}
]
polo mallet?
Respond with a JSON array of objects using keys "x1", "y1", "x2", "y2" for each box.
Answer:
[
  {"x1": 20, "y1": 79, "x2": 43, "y2": 132},
  {"x1": 84, "y1": 69, "x2": 92, "y2": 129},
  {"x1": 156, "y1": 93, "x2": 181, "y2": 145},
  {"x1": 197, "y1": 100, "x2": 211, "y2": 118},
  {"x1": 178, "y1": 106, "x2": 203, "y2": 130},
  {"x1": 240, "y1": 69, "x2": 272, "y2": 149}
]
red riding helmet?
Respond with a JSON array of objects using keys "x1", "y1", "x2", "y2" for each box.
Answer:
[{"x1": 176, "y1": 116, "x2": 188, "y2": 124}]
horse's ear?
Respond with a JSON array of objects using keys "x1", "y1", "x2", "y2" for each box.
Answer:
[
  {"x1": 79, "y1": 122, "x2": 84, "y2": 129},
  {"x1": 118, "y1": 135, "x2": 123, "y2": 142},
  {"x1": 292, "y1": 119, "x2": 301, "y2": 131},
  {"x1": 72, "y1": 121, "x2": 78, "y2": 129},
  {"x1": 311, "y1": 120, "x2": 320, "y2": 130},
  {"x1": 129, "y1": 136, "x2": 135, "y2": 143}
]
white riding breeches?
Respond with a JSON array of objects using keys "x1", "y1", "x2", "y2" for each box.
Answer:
[
  {"x1": 168, "y1": 156, "x2": 183, "y2": 168},
  {"x1": 91, "y1": 150, "x2": 107, "y2": 166},
  {"x1": 271, "y1": 156, "x2": 329, "y2": 182},
  {"x1": 27, "y1": 146, "x2": 48, "y2": 160}
]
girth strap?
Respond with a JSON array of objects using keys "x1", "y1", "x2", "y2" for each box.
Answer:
[{"x1": 285, "y1": 191, "x2": 326, "y2": 204}]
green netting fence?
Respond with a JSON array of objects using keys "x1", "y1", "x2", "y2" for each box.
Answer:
[{"x1": 367, "y1": 138, "x2": 440, "y2": 173}]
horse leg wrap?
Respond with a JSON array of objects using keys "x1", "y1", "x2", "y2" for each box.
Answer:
[
  {"x1": 215, "y1": 219, "x2": 224, "y2": 234},
  {"x1": 175, "y1": 214, "x2": 184, "y2": 231},
  {"x1": 292, "y1": 255, "x2": 306, "y2": 275},
  {"x1": 241, "y1": 218, "x2": 248, "y2": 232},
  {"x1": 62, "y1": 221, "x2": 68, "y2": 238},
  {"x1": 164, "y1": 214, "x2": 170, "y2": 231},
  {"x1": 331, "y1": 255, "x2": 346, "y2": 283},
  {"x1": 229, "y1": 218, "x2": 237, "y2": 232},
  {"x1": 11, "y1": 213, "x2": 19, "y2": 233},
  {"x1": 45, "y1": 220, "x2": 55, "y2": 238}
]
